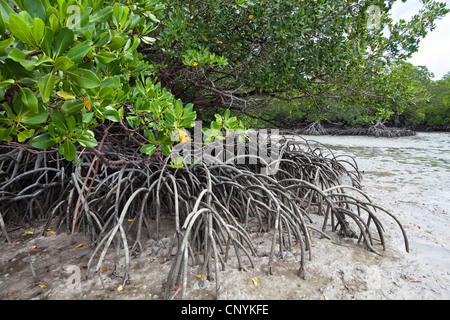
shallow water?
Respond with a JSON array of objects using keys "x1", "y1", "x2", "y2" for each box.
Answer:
[
  {"x1": 298, "y1": 132, "x2": 450, "y2": 273},
  {"x1": 298, "y1": 132, "x2": 450, "y2": 210}
]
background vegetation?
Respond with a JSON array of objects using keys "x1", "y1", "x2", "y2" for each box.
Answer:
[{"x1": 142, "y1": 0, "x2": 449, "y2": 132}]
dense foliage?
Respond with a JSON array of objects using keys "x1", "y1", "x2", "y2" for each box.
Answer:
[
  {"x1": 0, "y1": 0, "x2": 201, "y2": 161},
  {"x1": 142, "y1": 0, "x2": 448, "y2": 129},
  {"x1": 297, "y1": 63, "x2": 450, "y2": 130},
  {"x1": 0, "y1": 0, "x2": 448, "y2": 161},
  {"x1": 401, "y1": 71, "x2": 450, "y2": 129}
]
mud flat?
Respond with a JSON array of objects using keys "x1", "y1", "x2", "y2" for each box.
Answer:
[{"x1": 1, "y1": 133, "x2": 449, "y2": 300}]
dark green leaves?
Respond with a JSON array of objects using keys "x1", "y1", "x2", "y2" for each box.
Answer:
[
  {"x1": 30, "y1": 134, "x2": 56, "y2": 149},
  {"x1": 61, "y1": 99, "x2": 84, "y2": 113},
  {"x1": 67, "y1": 69, "x2": 101, "y2": 88},
  {"x1": 103, "y1": 106, "x2": 121, "y2": 122},
  {"x1": 52, "y1": 27, "x2": 74, "y2": 58},
  {"x1": 20, "y1": 88, "x2": 38, "y2": 114},
  {"x1": 67, "y1": 40, "x2": 93, "y2": 63},
  {"x1": 59, "y1": 140, "x2": 77, "y2": 161},
  {"x1": 54, "y1": 56, "x2": 75, "y2": 71},
  {"x1": 140, "y1": 144, "x2": 156, "y2": 155},
  {"x1": 38, "y1": 74, "x2": 55, "y2": 103},
  {"x1": 8, "y1": 14, "x2": 37, "y2": 47},
  {"x1": 23, "y1": 0, "x2": 46, "y2": 21},
  {"x1": 1, "y1": 0, "x2": 200, "y2": 163}
]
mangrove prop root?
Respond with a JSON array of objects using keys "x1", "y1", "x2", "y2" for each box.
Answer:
[{"x1": 0, "y1": 132, "x2": 409, "y2": 300}]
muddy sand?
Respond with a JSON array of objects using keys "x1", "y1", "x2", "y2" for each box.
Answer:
[{"x1": 1, "y1": 133, "x2": 449, "y2": 300}]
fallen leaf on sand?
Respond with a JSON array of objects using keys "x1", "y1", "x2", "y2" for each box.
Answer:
[
  {"x1": 323, "y1": 293, "x2": 329, "y2": 300},
  {"x1": 407, "y1": 278, "x2": 421, "y2": 283},
  {"x1": 29, "y1": 245, "x2": 37, "y2": 250},
  {"x1": 252, "y1": 278, "x2": 258, "y2": 286},
  {"x1": 117, "y1": 285, "x2": 123, "y2": 292}
]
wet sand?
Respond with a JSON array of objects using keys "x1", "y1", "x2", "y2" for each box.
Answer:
[{"x1": 1, "y1": 133, "x2": 449, "y2": 300}]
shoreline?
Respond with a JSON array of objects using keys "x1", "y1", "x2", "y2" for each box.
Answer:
[{"x1": 1, "y1": 133, "x2": 448, "y2": 300}]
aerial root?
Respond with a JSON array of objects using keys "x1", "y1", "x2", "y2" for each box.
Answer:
[{"x1": 0, "y1": 137, "x2": 409, "y2": 300}]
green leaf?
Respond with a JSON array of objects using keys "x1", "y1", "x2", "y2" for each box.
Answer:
[
  {"x1": 140, "y1": 144, "x2": 156, "y2": 155},
  {"x1": 50, "y1": 109, "x2": 67, "y2": 131},
  {"x1": 78, "y1": 138, "x2": 98, "y2": 148},
  {"x1": 30, "y1": 133, "x2": 56, "y2": 149},
  {"x1": 41, "y1": 27, "x2": 54, "y2": 56},
  {"x1": 54, "y1": 56, "x2": 74, "y2": 71},
  {"x1": 23, "y1": 0, "x2": 46, "y2": 21},
  {"x1": 32, "y1": 18, "x2": 45, "y2": 44},
  {"x1": 0, "y1": 127, "x2": 13, "y2": 142},
  {"x1": 141, "y1": 36, "x2": 156, "y2": 45},
  {"x1": 52, "y1": 27, "x2": 74, "y2": 58},
  {"x1": 107, "y1": 35, "x2": 126, "y2": 50},
  {"x1": 224, "y1": 109, "x2": 230, "y2": 120},
  {"x1": 204, "y1": 136, "x2": 214, "y2": 145},
  {"x1": 8, "y1": 14, "x2": 37, "y2": 47},
  {"x1": 8, "y1": 48, "x2": 37, "y2": 71},
  {"x1": 98, "y1": 86, "x2": 114, "y2": 99},
  {"x1": 0, "y1": 37, "x2": 14, "y2": 55},
  {"x1": 59, "y1": 140, "x2": 77, "y2": 161},
  {"x1": 82, "y1": 112, "x2": 94, "y2": 123},
  {"x1": 180, "y1": 112, "x2": 196, "y2": 128},
  {"x1": 18, "y1": 128, "x2": 35, "y2": 142},
  {"x1": 161, "y1": 144, "x2": 171, "y2": 156},
  {"x1": 20, "y1": 88, "x2": 38, "y2": 114},
  {"x1": 90, "y1": 6, "x2": 113, "y2": 24},
  {"x1": 61, "y1": 99, "x2": 84, "y2": 113},
  {"x1": 0, "y1": 1, "x2": 14, "y2": 23},
  {"x1": 103, "y1": 106, "x2": 121, "y2": 122},
  {"x1": 146, "y1": 130, "x2": 156, "y2": 143},
  {"x1": 67, "y1": 68, "x2": 101, "y2": 88},
  {"x1": 0, "y1": 79, "x2": 15, "y2": 87},
  {"x1": 214, "y1": 114, "x2": 222, "y2": 124},
  {"x1": 48, "y1": 14, "x2": 60, "y2": 33},
  {"x1": 22, "y1": 111, "x2": 48, "y2": 125},
  {"x1": 95, "y1": 51, "x2": 116, "y2": 64},
  {"x1": 67, "y1": 116, "x2": 76, "y2": 132},
  {"x1": 38, "y1": 73, "x2": 55, "y2": 103},
  {"x1": 66, "y1": 40, "x2": 92, "y2": 63}
]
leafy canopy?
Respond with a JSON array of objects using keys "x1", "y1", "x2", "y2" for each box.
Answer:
[
  {"x1": 144, "y1": 0, "x2": 448, "y2": 124},
  {"x1": 0, "y1": 0, "x2": 202, "y2": 161}
]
